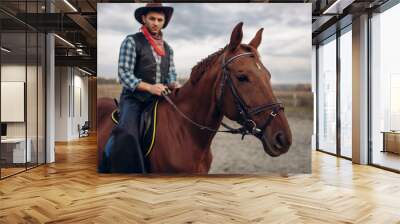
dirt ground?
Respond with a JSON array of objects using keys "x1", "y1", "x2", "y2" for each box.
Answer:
[{"x1": 209, "y1": 115, "x2": 312, "y2": 174}]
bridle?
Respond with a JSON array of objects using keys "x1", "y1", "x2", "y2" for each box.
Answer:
[
  {"x1": 216, "y1": 51, "x2": 284, "y2": 139},
  {"x1": 162, "y1": 51, "x2": 284, "y2": 140}
]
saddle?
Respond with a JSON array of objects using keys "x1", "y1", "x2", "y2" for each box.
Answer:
[{"x1": 111, "y1": 100, "x2": 159, "y2": 158}]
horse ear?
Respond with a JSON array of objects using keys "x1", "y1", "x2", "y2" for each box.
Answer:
[
  {"x1": 249, "y1": 28, "x2": 263, "y2": 49},
  {"x1": 228, "y1": 22, "x2": 243, "y2": 52}
]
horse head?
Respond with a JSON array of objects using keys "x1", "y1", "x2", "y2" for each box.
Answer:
[{"x1": 216, "y1": 22, "x2": 292, "y2": 157}]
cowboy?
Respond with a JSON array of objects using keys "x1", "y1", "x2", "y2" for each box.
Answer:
[{"x1": 101, "y1": 3, "x2": 179, "y2": 173}]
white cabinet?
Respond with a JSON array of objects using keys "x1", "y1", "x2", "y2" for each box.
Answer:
[{"x1": 1, "y1": 138, "x2": 32, "y2": 163}]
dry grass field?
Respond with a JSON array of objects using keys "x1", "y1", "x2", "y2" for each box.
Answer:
[{"x1": 97, "y1": 83, "x2": 123, "y2": 100}]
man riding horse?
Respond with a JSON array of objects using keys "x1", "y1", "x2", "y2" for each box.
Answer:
[{"x1": 101, "y1": 3, "x2": 180, "y2": 173}]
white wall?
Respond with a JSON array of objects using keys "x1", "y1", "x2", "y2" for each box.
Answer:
[
  {"x1": 1, "y1": 65, "x2": 26, "y2": 132},
  {"x1": 1, "y1": 65, "x2": 26, "y2": 141},
  {"x1": 1, "y1": 65, "x2": 39, "y2": 137},
  {"x1": 55, "y1": 66, "x2": 69, "y2": 141},
  {"x1": 54, "y1": 67, "x2": 89, "y2": 141},
  {"x1": 72, "y1": 73, "x2": 89, "y2": 138},
  {"x1": 1, "y1": 63, "x2": 46, "y2": 164}
]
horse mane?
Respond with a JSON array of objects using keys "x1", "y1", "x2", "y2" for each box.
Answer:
[
  {"x1": 188, "y1": 44, "x2": 257, "y2": 85},
  {"x1": 188, "y1": 45, "x2": 228, "y2": 85}
]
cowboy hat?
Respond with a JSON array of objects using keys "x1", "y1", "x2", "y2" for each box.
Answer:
[{"x1": 134, "y1": 3, "x2": 174, "y2": 29}]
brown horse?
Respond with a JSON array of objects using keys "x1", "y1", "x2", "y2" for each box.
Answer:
[{"x1": 98, "y1": 22, "x2": 292, "y2": 173}]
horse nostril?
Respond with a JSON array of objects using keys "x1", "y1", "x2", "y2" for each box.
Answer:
[{"x1": 274, "y1": 132, "x2": 289, "y2": 149}]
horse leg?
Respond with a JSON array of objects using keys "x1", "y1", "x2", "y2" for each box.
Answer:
[{"x1": 197, "y1": 149, "x2": 213, "y2": 173}]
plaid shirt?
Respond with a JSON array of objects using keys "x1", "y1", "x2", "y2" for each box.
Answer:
[{"x1": 118, "y1": 35, "x2": 177, "y2": 91}]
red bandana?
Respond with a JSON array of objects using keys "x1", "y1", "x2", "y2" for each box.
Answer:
[{"x1": 140, "y1": 26, "x2": 165, "y2": 57}]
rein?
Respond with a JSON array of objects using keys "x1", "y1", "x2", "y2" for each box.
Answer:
[{"x1": 162, "y1": 51, "x2": 284, "y2": 140}]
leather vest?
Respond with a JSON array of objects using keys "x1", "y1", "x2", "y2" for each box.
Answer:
[{"x1": 128, "y1": 32, "x2": 171, "y2": 102}]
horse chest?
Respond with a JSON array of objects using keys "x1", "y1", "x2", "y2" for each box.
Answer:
[{"x1": 150, "y1": 139, "x2": 211, "y2": 173}]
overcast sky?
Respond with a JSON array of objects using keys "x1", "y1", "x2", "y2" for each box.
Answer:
[{"x1": 98, "y1": 3, "x2": 311, "y2": 84}]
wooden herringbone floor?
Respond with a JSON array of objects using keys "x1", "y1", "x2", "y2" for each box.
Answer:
[{"x1": 1, "y1": 134, "x2": 400, "y2": 223}]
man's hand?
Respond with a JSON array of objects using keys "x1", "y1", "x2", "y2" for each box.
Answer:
[{"x1": 148, "y1": 83, "x2": 168, "y2": 96}]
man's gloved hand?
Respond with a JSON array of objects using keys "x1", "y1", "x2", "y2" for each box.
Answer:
[{"x1": 149, "y1": 83, "x2": 168, "y2": 96}]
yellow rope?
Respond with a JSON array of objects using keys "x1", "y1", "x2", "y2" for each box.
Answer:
[
  {"x1": 145, "y1": 100, "x2": 158, "y2": 157},
  {"x1": 111, "y1": 109, "x2": 118, "y2": 124}
]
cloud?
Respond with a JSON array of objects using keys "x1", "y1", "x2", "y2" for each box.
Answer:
[{"x1": 97, "y1": 3, "x2": 311, "y2": 84}]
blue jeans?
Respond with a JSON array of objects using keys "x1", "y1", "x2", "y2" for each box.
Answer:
[{"x1": 100, "y1": 88, "x2": 152, "y2": 173}]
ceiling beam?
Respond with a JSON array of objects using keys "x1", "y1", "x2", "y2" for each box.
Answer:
[
  {"x1": 55, "y1": 55, "x2": 96, "y2": 72},
  {"x1": 322, "y1": 0, "x2": 356, "y2": 14},
  {"x1": 67, "y1": 13, "x2": 97, "y2": 46}
]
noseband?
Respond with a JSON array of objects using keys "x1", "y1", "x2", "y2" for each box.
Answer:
[{"x1": 162, "y1": 51, "x2": 284, "y2": 140}]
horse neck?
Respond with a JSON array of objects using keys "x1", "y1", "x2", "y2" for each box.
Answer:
[{"x1": 170, "y1": 66, "x2": 224, "y2": 148}]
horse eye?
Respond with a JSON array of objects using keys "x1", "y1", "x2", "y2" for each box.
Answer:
[{"x1": 237, "y1": 74, "x2": 249, "y2": 82}]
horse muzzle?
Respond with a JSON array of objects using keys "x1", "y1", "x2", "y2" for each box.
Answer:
[{"x1": 256, "y1": 130, "x2": 291, "y2": 157}]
